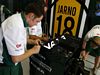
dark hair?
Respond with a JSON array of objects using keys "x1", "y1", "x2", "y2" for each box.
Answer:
[
  {"x1": 33, "y1": 0, "x2": 47, "y2": 6},
  {"x1": 24, "y1": 2, "x2": 45, "y2": 17},
  {"x1": 90, "y1": 36, "x2": 100, "y2": 48}
]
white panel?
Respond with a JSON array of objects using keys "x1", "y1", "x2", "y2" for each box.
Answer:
[{"x1": 78, "y1": 0, "x2": 90, "y2": 38}]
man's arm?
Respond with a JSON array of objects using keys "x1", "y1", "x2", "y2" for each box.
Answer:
[
  {"x1": 29, "y1": 34, "x2": 49, "y2": 42},
  {"x1": 11, "y1": 44, "x2": 40, "y2": 63},
  {"x1": 80, "y1": 37, "x2": 89, "y2": 60}
]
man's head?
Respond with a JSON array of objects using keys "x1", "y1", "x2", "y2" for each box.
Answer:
[
  {"x1": 91, "y1": 36, "x2": 100, "y2": 49},
  {"x1": 32, "y1": 0, "x2": 48, "y2": 14},
  {"x1": 24, "y1": 1, "x2": 46, "y2": 27}
]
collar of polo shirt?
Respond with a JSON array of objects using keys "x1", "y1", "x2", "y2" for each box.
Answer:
[{"x1": 21, "y1": 12, "x2": 29, "y2": 27}]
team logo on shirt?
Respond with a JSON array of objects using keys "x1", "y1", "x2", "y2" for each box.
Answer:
[
  {"x1": 97, "y1": 33, "x2": 100, "y2": 36},
  {"x1": 32, "y1": 28, "x2": 35, "y2": 30},
  {"x1": 16, "y1": 44, "x2": 21, "y2": 48}
]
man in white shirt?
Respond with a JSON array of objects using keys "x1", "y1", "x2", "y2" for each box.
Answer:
[
  {"x1": 0, "y1": 2, "x2": 45, "y2": 75},
  {"x1": 28, "y1": 1, "x2": 49, "y2": 75},
  {"x1": 80, "y1": 25, "x2": 100, "y2": 75},
  {"x1": 28, "y1": 0, "x2": 48, "y2": 42}
]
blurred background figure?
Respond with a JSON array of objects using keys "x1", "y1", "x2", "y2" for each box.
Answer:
[{"x1": 80, "y1": 25, "x2": 100, "y2": 75}]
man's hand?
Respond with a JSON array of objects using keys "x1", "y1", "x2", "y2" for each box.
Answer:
[
  {"x1": 80, "y1": 50, "x2": 86, "y2": 57},
  {"x1": 80, "y1": 50, "x2": 87, "y2": 60},
  {"x1": 42, "y1": 34, "x2": 49, "y2": 42},
  {"x1": 31, "y1": 39, "x2": 41, "y2": 54},
  {"x1": 31, "y1": 44, "x2": 41, "y2": 54},
  {"x1": 33, "y1": 39, "x2": 41, "y2": 45},
  {"x1": 80, "y1": 50, "x2": 89, "y2": 60},
  {"x1": 42, "y1": 37, "x2": 49, "y2": 42}
]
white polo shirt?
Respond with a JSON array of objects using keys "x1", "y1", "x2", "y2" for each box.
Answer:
[
  {"x1": 0, "y1": 13, "x2": 27, "y2": 63},
  {"x1": 29, "y1": 21, "x2": 42, "y2": 37},
  {"x1": 0, "y1": 28, "x2": 3, "y2": 63},
  {"x1": 84, "y1": 25, "x2": 100, "y2": 41}
]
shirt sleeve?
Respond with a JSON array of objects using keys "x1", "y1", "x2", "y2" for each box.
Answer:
[
  {"x1": 2, "y1": 19, "x2": 26, "y2": 56},
  {"x1": 84, "y1": 30, "x2": 92, "y2": 42},
  {"x1": 36, "y1": 22, "x2": 42, "y2": 37},
  {"x1": 29, "y1": 26, "x2": 37, "y2": 35}
]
